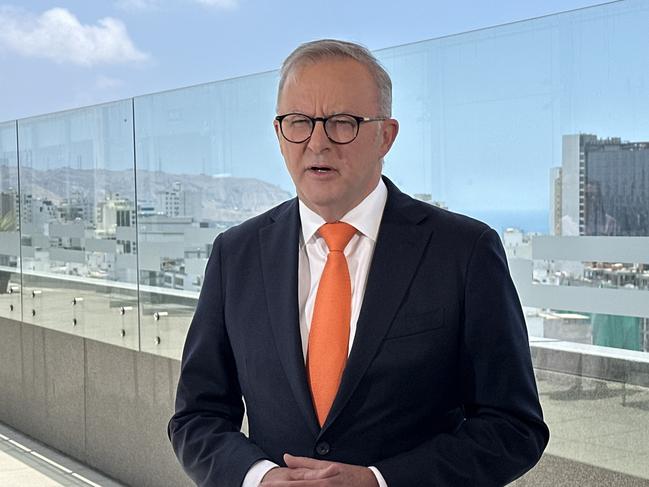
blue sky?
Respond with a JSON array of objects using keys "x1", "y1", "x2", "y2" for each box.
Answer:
[{"x1": 0, "y1": 0, "x2": 612, "y2": 122}]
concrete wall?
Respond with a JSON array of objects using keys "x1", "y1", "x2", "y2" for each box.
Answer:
[{"x1": 0, "y1": 316, "x2": 191, "y2": 487}]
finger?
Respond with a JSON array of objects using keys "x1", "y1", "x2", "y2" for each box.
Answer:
[
  {"x1": 284, "y1": 453, "x2": 331, "y2": 470},
  {"x1": 286, "y1": 467, "x2": 330, "y2": 481},
  {"x1": 270, "y1": 466, "x2": 336, "y2": 482},
  {"x1": 301, "y1": 464, "x2": 338, "y2": 480}
]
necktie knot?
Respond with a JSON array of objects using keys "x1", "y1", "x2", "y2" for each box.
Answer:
[{"x1": 318, "y1": 222, "x2": 356, "y2": 253}]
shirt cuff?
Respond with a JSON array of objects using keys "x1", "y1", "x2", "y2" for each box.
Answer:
[
  {"x1": 242, "y1": 459, "x2": 278, "y2": 487},
  {"x1": 369, "y1": 466, "x2": 388, "y2": 487}
]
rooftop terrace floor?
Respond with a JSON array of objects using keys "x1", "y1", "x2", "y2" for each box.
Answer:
[{"x1": 0, "y1": 422, "x2": 125, "y2": 487}]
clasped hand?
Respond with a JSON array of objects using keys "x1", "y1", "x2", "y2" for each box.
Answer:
[{"x1": 259, "y1": 453, "x2": 379, "y2": 487}]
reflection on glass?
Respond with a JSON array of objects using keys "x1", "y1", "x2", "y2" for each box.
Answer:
[
  {"x1": 16, "y1": 101, "x2": 139, "y2": 349},
  {"x1": 0, "y1": 121, "x2": 21, "y2": 320},
  {"x1": 133, "y1": 74, "x2": 292, "y2": 358}
]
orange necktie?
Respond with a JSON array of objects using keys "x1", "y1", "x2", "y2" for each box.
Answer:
[{"x1": 307, "y1": 222, "x2": 357, "y2": 427}]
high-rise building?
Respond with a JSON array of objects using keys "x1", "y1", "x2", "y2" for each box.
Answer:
[
  {"x1": 20, "y1": 194, "x2": 57, "y2": 228},
  {"x1": 155, "y1": 181, "x2": 199, "y2": 218},
  {"x1": 550, "y1": 134, "x2": 649, "y2": 352},
  {"x1": 96, "y1": 193, "x2": 136, "y2": 235},
  {"x1": 59, "y1": 191, "x2": 94, "y2": 224},
  {"x1": 554, "y1": 134, "x2": 649, "y2": 236}
]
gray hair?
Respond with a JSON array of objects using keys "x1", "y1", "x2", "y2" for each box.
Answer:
[{"x1": 277, "y1": 39, "x2": 392, "y2": 117}]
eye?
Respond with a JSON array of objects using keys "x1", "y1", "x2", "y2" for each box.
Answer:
[
  {"x1": 287, "y1": 115, "x2": 311, "y2": 127},
  {"x1": 330, "y1": 116, "x2": 355, "y2": 127}
]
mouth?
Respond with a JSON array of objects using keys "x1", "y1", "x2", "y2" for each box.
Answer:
[{"x1": 308, "y1": 165, "x2": 335, "y2": 173}]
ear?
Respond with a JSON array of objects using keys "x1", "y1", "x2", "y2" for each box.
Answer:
[
  {"x1": 379, "y1": 118, "x2": 399, "y2": 156},
  {"x1": 273, "y1": 118, "x2": 281, "y2": 141},
  {"x1": 274, "y1": 119, "x2": 287, "y2": 157}
]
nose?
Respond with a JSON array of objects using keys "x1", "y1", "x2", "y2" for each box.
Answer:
[{"x1": 306, "y1": 120, "x2": 331, "y2": 153}]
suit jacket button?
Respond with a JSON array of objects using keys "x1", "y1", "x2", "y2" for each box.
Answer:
[{"x1": 315, "y1": 442, "x2": 330, "y2": 456}]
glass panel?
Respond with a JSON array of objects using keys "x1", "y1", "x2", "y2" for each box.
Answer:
[
  {"x1": 17, "y1": 101, "x2": 139, "y2": 349},
  {"x1": 0, "y1": 121, "x2": 21, "y2": 320},
  {"x1": 133, "y1": 73, "x2": 292, "y2": 358}
]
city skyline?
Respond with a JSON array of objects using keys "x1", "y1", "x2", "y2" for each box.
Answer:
[{"x1": 4, "y1": 130, "x2": 649, "y2": 237}]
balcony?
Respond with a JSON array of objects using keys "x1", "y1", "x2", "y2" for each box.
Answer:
[{"x1": 1, "y1": 0, "x2": 649, "y2": 485}]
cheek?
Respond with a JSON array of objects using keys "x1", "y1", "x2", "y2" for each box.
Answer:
[
  {"x1": 346, "y1": 148, "x2": 377, "y2": 174},
  {"x1": 283, "y1": 149, "x2": 306, "y2": 179},
  {"x1": 281, "y1": 144, "x2": 300, "y2": 165}
]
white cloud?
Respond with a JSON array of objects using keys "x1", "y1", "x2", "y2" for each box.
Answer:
[
  {"x1": 193, "y1": 0, "x2": 239, "y2": 9},
  {"x1": 0, "y1": 6, "x2": 150, "y2": 66}
]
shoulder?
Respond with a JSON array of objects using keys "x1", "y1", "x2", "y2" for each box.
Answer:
[
  {"x1": 386, "y1": 180, "x2": 492, "y2": 244},
  {"x1": 393, "y1": 196, "x2": 508, "y2": 286},
  {"x1": 423, "y1": 202, "x2": 490, "y2": 237},
  {"x1": 421, "y1": 202, "x2": 496, "y2": 256}
]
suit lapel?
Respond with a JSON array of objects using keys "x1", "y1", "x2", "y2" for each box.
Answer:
[
  {"x1": 320, "y1": 177, "x2": 435, "y2": 434},
  {"x1": 259, "y1": 200, "x2": 320, "y2": 435}
]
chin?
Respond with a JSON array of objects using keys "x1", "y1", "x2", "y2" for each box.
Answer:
[
  {"x1": 304, "y1": 196, "x2": 343, "y2": 216},
  {"x1": 302, "y1": 189, "x2": 340, "y2": 205},
  {"x1": 309, "y1": 197, "x2": 339, "y2": 211}
]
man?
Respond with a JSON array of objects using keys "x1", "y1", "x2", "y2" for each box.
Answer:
[{"x1": 168, "y1": 39, "x2": 549, "y2": 487}]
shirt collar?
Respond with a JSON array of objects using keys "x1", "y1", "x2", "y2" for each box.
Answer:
[{"x1": 299, "y1": 178, "x2": 388, "y2": 246}]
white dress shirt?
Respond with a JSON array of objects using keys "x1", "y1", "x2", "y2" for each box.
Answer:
[{"x1": 243, "y1": 179, "x2": 389, "y2": 487}]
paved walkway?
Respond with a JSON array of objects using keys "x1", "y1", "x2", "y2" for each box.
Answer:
[{"x1": 0, "y1": 423, "x2": 125, "y2": 487}]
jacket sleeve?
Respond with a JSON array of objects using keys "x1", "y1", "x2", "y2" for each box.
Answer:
[
  {"x1": 374, "y1": 228, "x2": 549, "y2": 487},
  {"x1": 168, "y1": 233, "x2": 269, "y2": 486}
]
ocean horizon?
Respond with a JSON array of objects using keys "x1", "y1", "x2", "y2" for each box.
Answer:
[{"x1": 458, "y1": 209, "x2": 549, "y2": 236}]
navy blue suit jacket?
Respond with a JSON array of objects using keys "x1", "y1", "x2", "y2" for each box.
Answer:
[{"x1": 168, "y1": 177, "x2": 549, "y2": 486}]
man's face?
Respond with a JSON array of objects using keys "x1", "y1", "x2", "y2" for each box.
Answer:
[{"x1": 274, "y1": 58, "x2": 398, "y2": 221}]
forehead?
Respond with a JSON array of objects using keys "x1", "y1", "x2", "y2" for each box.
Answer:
[{"x1": 278, "y1": 58, "x2": 379, "y2": 114}]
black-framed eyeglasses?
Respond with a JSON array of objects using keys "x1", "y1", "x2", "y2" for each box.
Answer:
[{"x1": 275, "y1": 113, "x2": 387, "y2": 145}]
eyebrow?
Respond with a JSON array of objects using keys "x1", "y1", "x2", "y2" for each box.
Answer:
[{"x1": 278, "y1": 109, "x2": 358, "y2": 116}]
